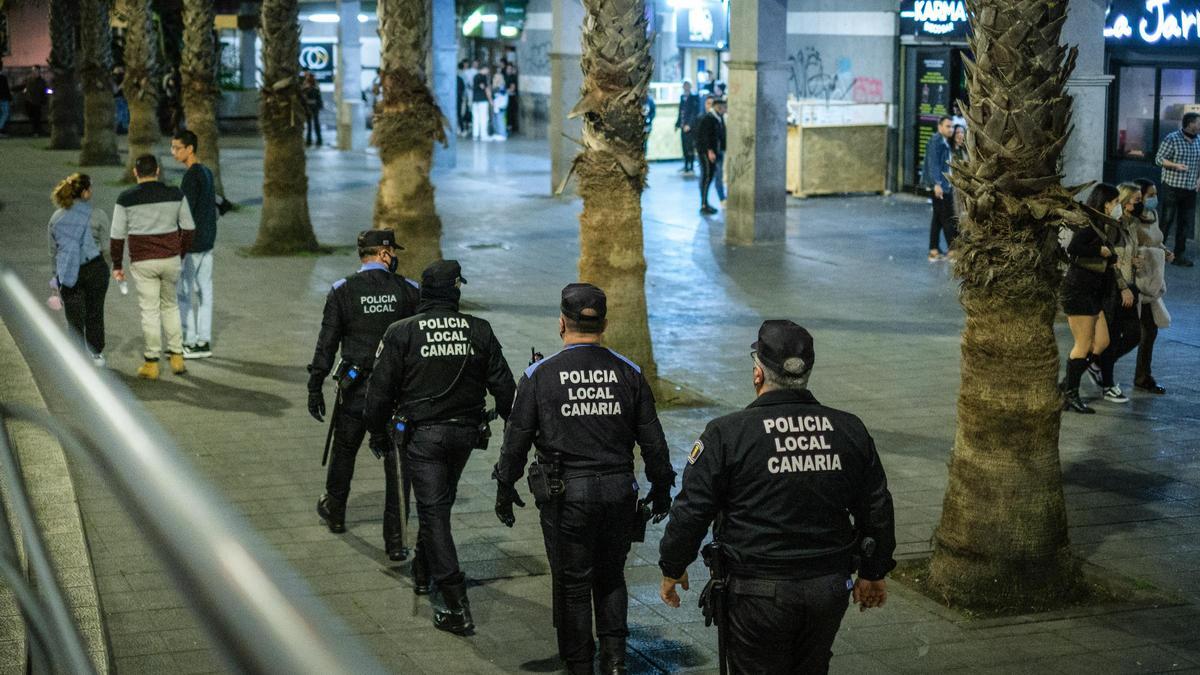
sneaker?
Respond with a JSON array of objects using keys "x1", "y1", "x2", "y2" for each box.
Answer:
[
  {"x1": 169, "y1": 353, "x2": 187, "y2": 375},
  {"x1": 928, "y1": 250, "x2": 943, "y2": 262},
  {"x1": 183, "y1": 342, "x2": 212, "y2": 359},
  {"x1": 91, "y1": 353, "x2": 106, "y2": 368},
  {"x1": 137, "y1": 360, "x2": 159, "y2": 380},
  {"x1": 1102, "y1": 386, "x2": 1129, "y2": 403},
  {"x1": 1086, "y1": 363, "x2": 1103, "y2": 389},
  {"x1": 1134, "y1": 378, "x2": 1166, "y2": 395},
  {"x1": 700, "y1": 205, "x2": 718, "y2": 215}
]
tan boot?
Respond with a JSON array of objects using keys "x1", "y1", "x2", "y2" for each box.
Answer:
[
  {"x1": 136, "y1": 360, "x2": 160, "y2": 380},
  {"x1": 169, "y1": 353, "x2": 187, "y2": 375}
]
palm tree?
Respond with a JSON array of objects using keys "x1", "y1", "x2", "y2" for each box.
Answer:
[
  {"x1": 180, "y1": 0, "x2": 224, "y2": 195},
  {"x1": 371, "y1": 0, "x2": 446, "y2": 277},
  {"x1": 928, "y1": 0, "x2": 1100, "y2": 610},
  {"x1": 571, "y1": 0, "x2": 659, "y2": 383},
  {"x1": 252, "y1": 0, "x2": 318, "y2": 253},
  {"x1": 118, "y1": 0, "x2": 158, "y2": 181},
  {"x1": 78, "y1": 0, "x2": 120, "y2": 165},
  {"x1": 48, "y1": 0, "x2": 82, "y2": 149}
]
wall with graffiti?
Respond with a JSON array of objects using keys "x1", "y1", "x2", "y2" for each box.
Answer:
[{"x1": 784, "y1": 37, "x2": 894, "y2": 105}]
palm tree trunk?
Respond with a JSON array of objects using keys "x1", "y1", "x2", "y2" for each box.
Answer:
[
  {"x1": 371, "y1": 0, "x2": 446, "y2": 278},
  {"x1": 572, "y1": 0, "x2": 658, "y2": 383},
  {"x1": 78, "y1": 0, "x2": 120, "y2": 165},
  {"x1": 252, "y1": 0, "x2": 318, "y2": 253},
  {"x1": 181, "y1": 0, "x2": 224, "y2": 195},
  {"x1": 119, "y1": 0, "x2": 159, "y2": 181},
  {"x1": 48, "y1": 0, "x2": 82, "y2": 149},
  {"x1": 928, "y1": 0, "x2": 1097, "y2": 610}
]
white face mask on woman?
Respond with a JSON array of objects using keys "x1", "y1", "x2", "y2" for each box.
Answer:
[{"x1": 1110, "y1": 204, "x2": 1124, "y2": 219}]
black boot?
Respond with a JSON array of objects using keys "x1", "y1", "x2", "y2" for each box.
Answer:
[
  {"x1": 316, "y1": 494, "x2": 345, "y2": 533},
  {"x1": 1061, "y1": 358, "x2": 1095, "y2": 414},
  {"x1": 383, "y1": 510, "x2": 407, "y2": 561},
  {"x1": 411, "y1": 548, "x2": 431, "y2": 595},
  {"x1": 598, "y1": 637, "x2": 627, "y2": 675},
  {"x1": 433, "y1": 577, "x2": 474, "y2": 635},
  {"x1": 1062, "y1": 388, "x2": 1095, "y2": 414},
  {"x1": 566, "y1": 661, "x2": 595, "y2": 675}
]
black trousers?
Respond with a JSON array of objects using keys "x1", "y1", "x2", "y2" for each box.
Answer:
[
  {"x1": 60, "y1": 257, "x2": 109, "y2": 356},
  {"x1": 407, "y1": 424, "x2": 477, "y2": 585},
  {"x1": 305, "y1": 110, "x2": 322, "y2": 145},
  {"x1": 1160, "y1": 185, "x2": 1196, "y2": 257},
  {"x1": 681, "y1": 129, "x2": 696, "y2": 170},
  {"x1": 726, "y1": 573, "x2": 851, "y2": 675},
  {"x1": 1135, "y1": 305, "x2": 1159, "y2": 385},
  {"x1": 929, "y1": 194, "x2": 958, "y2": 252},
  {"x1": 539, "y1": 495, "x2": 636, "y2": 667},
  {"x1": 699, "y1": 152, "x2": 718, "y2": 208},
  {"x1": 324, "y1": 390, "x2": 399, "y2": 514},
  {"x1": 25, "y1": 102, "x2": 44, "y2": 135},
  {"x1": 1099, "y1": 290, "x2": 1141, "y2": 388}
]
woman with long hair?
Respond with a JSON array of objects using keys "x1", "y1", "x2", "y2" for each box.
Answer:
[
  {"x1": 1060, "y1": 183, "x2": 1119, "y2": 413},
  {"x1": 1132, "y1": 178, "x2": 1173, "y2": 394},
  {"x1": 1085, "y1": 182, "x2": 1144, "y2": 403},
  {"x1": 49, "y1": 173, "x2": 110, "y2": 366},
  {"x1": 302, "y1": 72, "x2": 323, "y2": 147}
]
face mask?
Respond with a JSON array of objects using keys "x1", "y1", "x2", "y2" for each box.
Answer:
[
  {"x1": 1145, "y1": 196, "x2": 1159, "y2": 212},
  {"x1": 1132, "y1": 202, "x2": 1145, "y2": 217},
  {"x1": 384, "y1": 252, "x2": 399, "y2": 274},
  {"x1": 1109, "y1": 205, "x2": 1123, "y2": 219}
]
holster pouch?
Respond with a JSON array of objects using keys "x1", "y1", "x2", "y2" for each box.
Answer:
[
  {"x1": 334, "y1": 361, "x2": 364, "y2": 394},
  {"x1": 527, "y1": 460, "x2": 565, "y2": 505},
  {"x1": 628, "y1": 499, "x2": 653, "y2": 543},
  {"x1": 474, "y1": 409, "x2": 498, "y2": 451},
  {"x1": 699, "y1": 541, "x2": 729, "y2": 628},
  {"x1": 390, "y1": 412, "x2": 412, "y2": 454}
]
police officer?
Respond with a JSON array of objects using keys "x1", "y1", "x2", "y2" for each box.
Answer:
[
  {"x1": 658, "y1": 320, "x2": 896, "y2": 674},
  {"x1": 307, "y1": 230, "x2": 420, "y2": 559},
  {"x1": 364, "y1": 260, "x2": 516, "y2": 635},
  {"x1": 493, "y1": 283, "x2": 676, "y2": 675}
]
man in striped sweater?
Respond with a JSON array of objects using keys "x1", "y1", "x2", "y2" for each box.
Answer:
[{"x1": 111, "y1": 154, "x2": 196, "y2": 380}]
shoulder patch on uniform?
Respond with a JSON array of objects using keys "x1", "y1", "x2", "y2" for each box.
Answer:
[
  {"x1": 687, "y1": 440, "x2": 704, "y2": 465},
  {"x1": 331, "y1": 278, "x2": 347, "y2": 290},
  {"x1": 375, "y1": 339, "x2": 385, "y2": 359},
  {"x1": 605, "y1": 348, "x2": 641, "y2": 373}
]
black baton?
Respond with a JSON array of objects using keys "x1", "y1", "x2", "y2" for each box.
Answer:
[{"x1": 320, "y1": 393, "x2": 343, "y2": 466}]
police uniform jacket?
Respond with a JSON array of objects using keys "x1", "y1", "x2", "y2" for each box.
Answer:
[
  {"x1": 308, "y1": 262, "x2": 421, "y2": 388},
  {"x1": 364, "y1": 298, "x2": 516, "y2": 434},
  {"x1": 659, "y1": 388, "x2": 896, "y2": 581},
  {"x1": 495, "y1": 343, "x2": 676, "y2": 494}
]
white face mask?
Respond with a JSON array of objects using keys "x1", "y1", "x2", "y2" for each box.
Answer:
[{"x1": 1110, "y1": 205, "x2": 1123, "y2": 219}]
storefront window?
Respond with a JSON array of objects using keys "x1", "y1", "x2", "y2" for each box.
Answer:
[
  {"x1": 1115, "y1": 66, "x2": 1155, "y2": 159},
  {"x1": 1158, "y1": 68, "x2": 1199, "y2": 139}
]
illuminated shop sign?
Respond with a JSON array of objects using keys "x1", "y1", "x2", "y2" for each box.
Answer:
[
  {"x1": 1105, "y1": 0, "x2": 1200, "y2": 44},
  {"x1": 899, "y1": 1, "x2": 970, "y2": 39},
  {"x1": 674, "y1": 1, "x2": 728, "y2": 49}
]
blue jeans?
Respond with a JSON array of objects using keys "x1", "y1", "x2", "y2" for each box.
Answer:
[
  {"x1": 714, "y1": 154, "x2": 726, "y2": 201},
  {"x1": 178, "y1": 250, "x2": 214, "y2": 344},
  {"x1": 0, "y1": 101, "x2": 10, "y2": 132},
  {"x1": 492, "y1": 109, "x2": 507, "y2": 138}
]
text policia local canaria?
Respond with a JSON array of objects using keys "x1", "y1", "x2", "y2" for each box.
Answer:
[
  {"x1": 419, "y1": 317, "x2": 472, "y2": 357},
  {"x1": 764, "y1": 416, "x2": 843, "y2": 474},
  {"x1": 559, "y1": 369, "x2": 623, "y2": 417}
]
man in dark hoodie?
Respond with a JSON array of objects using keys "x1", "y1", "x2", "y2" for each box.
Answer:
[{"x1": 365, "y1": 260, "x2": 516, "y2": 635}]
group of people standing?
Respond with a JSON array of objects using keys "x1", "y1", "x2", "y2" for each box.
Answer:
[
  {"x1": 458, "y1": 58, "x2": 518, "y2": 142},
  {"x1": 675, "y1": 79, "x2": 729, "y2": 214},
  {"x1": 47, "y1": 130, "x2": 219, "y2": 375},
  {"x1": 0, "y1": 62, "x2": 48, "y2": 137}
]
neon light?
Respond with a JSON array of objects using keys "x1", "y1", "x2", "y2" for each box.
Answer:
[
  {"x1": 462, "y1": 8, "x2": 484, "y2": 36},
  {"x1": 306, "y1": 13, "x2": 339, "y2": 23},
  {"x1": 1107, "y1": 0, "x2": 1200, "y2": 43},
  {"x1": 500, "y1": 25, "x2": 519, "y2": 38}
]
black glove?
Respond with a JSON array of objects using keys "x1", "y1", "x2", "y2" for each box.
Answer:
[
  {"x1": 368, "y1": 432, "x2": 392, "y2": 460},
  {"x1": 307, "y1": 390, "x2": 325, "y2": 422},
  {"x1": 648, "y1": 483, "x2": 673, "y2": 524},
  {"x1": 494, "y1": 481, "x2": 526, "y2": 528}
]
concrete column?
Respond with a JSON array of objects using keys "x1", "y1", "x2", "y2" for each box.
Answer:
[
  {"x1": 725, "y1": 0, "x2": 789, "y2": 244},
  {"x1": 1061, "y1": 0, "x2": 1111, "y2": 187},
  {"x1": 239, "y1": 27, "x2": 256, "y2": 90},
  {"x1": 550, "y1": 0, "x2": 584, "y2": 195},
  {"x1": 336, "y1": 0, "x2": 367, "y2": 151},
  {"x1": 432, "y1": 0, "x2": 458, "y2": 169}
]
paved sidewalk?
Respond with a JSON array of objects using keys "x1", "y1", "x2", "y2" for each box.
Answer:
[{"x1": 1, "y1": 134, "x2": 1199, "y2": 673}]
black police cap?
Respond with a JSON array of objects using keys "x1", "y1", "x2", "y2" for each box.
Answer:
[
  {"x1": 357, "y1": 229, "x2": 403, "y2": 250},
  {"x1": 422, "y1": 259, "x2": 468, "y2": 288},
  {"x1": 752, "y1": 320, "x2": 815, "y2": 377},
  {"x1": 560, "y1": 283, "x2": 607, "y2": 322}
]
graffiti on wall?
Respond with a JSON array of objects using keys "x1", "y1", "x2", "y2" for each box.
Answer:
[{"x1": 787, "y1": 47, "x2": 884, "y2": 103}]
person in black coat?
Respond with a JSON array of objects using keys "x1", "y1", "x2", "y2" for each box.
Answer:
[
  {"x1": 695, "y1": 97, "x2": 727, "y2": 214},
  {"x1": 674, "y1": 80, "x2": 701, "y2": 173}
]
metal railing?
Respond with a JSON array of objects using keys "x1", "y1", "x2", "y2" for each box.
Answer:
[{"x1": 0, "y1": 262, "x2": 388, "y2": 674}]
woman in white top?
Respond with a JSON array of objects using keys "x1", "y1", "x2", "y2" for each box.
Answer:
[{"x1": 1132, "y1": 178, "x2": 1172, "y2": 394}]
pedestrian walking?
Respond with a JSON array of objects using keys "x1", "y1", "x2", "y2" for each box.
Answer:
[
  {"x1": 303, "y1": 72, "x2": 324, "y2": 147},
  {"x1": 365, "y1": 260, "x2": 515, "y2": 634},
  {"x1": 924, "y1": 116, "x2": 957, "y2": 260},
  {"x1": 696, "y1": 96, "x2": 727, "y2": 214},
  {"x1": 171, "y1": 130, "x2": 218, "y2": 359},
  {"x1": 0, "y1": 60, "x2": 12, "y2": 137},
  {"x1": 675, "y1": 80, "x2": 701, "y2": 174},
  {"x1": 490, "y1": 69, "x2": 508, "y2": 141},
  {"x1": 109, "y1": 154, "x2": 196, "y2": 380},
  {"x1": 48, "y1": 173, "x2": 110, "y2": 366},
  {"x1": 1132, "y1": 178, "x2": 1172, "y2": 395},
  {"x1": 1060, "y1": 183, "x2": 1120, "y2": 414},
  {"x1": 504, "y1": 62, "x2": 519, "y2": 135},
  {"x1": 1086, "y1": 183, "x2": 1143, "y2": 404},
  {"x1": 23, "y1": 66, "x2": 48, "y2": 137},
  {"x1": 471, "y1": 65, "x2": 491, "y2": 141},
  {"x1": 493, "y1": 283, "x2": 676, "y2": 675},
  {"x1": 113, "y1": 66, "x2": 129, "y2": 135},
  {"x1": 658, "y1": 320, "x2": 896, "y2": 675},
  {"x1": 307, "y1": 230, "x2": 420, "y2": 556},
  {"x1": 1154, "y1": 112, "x2": 1200, "y2": 267},
  {"x1": 456, "y1": 60, "x2": 469, "y2": 136}
]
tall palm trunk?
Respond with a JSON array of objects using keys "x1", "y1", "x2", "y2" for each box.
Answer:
[
  {"x1": 181, "y1": 0, "x2": 224, "y2": 195},
  {"x1": 252, "y1": 0, "x2": 318, "y2": 253},
  {"x1": 119, "y1": 0, "x2": 159, "y2": 181},
  {"x1": 48, "y1": 0, "x2": 82, "y2": 149},
  {"x1": 371, "y1": 0, "x2": 446, "y2": 278},
  {"x1": 928, "y1": 0, "x2": 1098, "y2": 610},
  {"x1": 571, "y1": 0, "x2": 658, "y2": 382},
  {"x1": 78, "y1": 0, "x2": 120, "y2": 165}
]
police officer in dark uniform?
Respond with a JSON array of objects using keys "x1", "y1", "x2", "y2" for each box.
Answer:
[
  {"x1": 658, "y1": 320, "x2": 896, "y2": 675},
  {"x1": 364, "y1": 260, "x2": 516, "y2": 635},
  {"x1": 307, "y1": 230, "x2": 420, "y2": 559},
  {"x1": 493, "y1": 283, "x2": 676, "y2": 675}
]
